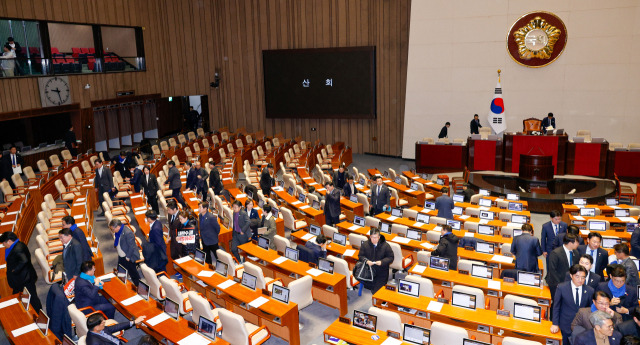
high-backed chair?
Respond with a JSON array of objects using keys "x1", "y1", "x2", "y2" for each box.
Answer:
[
  {"x1": 159, "y1": 276, "x2": 191, "y2": 315},
  {"x1": 281, "y1": 207, "x2": 307, "y2": 232},
  {"x1": 348, "y1": 233, "x2": 367, "y2": 249},
  {"x1": 457, "y1": 259, "x2": 484, "y2": 272},
  {"x1": 576, "y1": 130, "x2": 592, "y2": 142},
  {"x1": 403, "y1": 275, "x2": 435, "y2": 297},
  {"x1": 50, "y1": 154, "x2": 62, "y2": 168},
  {"x1": 242, "y1": 261, "x2": 283, "y2": 292},
  {"x1": 289, "y1": 275, "x2": 314, "y2": 329},
  {"x1": 430, "y1": 322, "x2": 468, "y2": 345},
  {"x1": 364, "y1": 216, "x2": 380, "y2": 229},
  {"x1": 68, "y1": 304, "x2": 121, "y2": 338},
  {"x1": 140, "y1": 263, "x2": 166, "y2": 300},
  {"x1": 368, "y1": 306, "x2": 402, "y2": 334},
  {"x1": 322, "y1": 224, "x2": 339, "y2": 238},
  {"x1": 388, "y1": 242, "x2": 413, "y2": 274},
  {"x1": 356, "y1": 194, "x2": 370, "y2": 215},
  {"x1": 197, "y1": 128, "x2": 205, "y2": 137},
  {"x1": 327, "y1": 255, "x2": 360, "y2": 290},
  {"x1": 61, "y1": 149, "x2": 73, "y2": 161},
  {"x1": 273, "y1": 235, "x2": 290, "y2": 254},
  {"x1": 218, "y1": 309, "x2": 271, "y2": 345},
  {"x1": 479, "y1": 127, "x2": 492, "y2": 139},
  {"x1": 34, "y1": 248, "x2": 62, "y2": 284},
  {"x1": 609, "y1": 142, "x2": 624, "y2": 150},
  {"x1": 391, "y1": 224, "x2": 408, "y2": 237},
  {"x1": 55, "y1": 179, "x2": 78, "y2": 201},
  {"x1": 187, "y1": 291, "x2": 221, "y2": 331},
  {"x1": 523, "y1": 118, "x2": 542, "y2": 134},
  {"x1": 429, "y1": 216, "x2": 447, "y2": 225},
  {"x1": 453, "y1": 284, "x2": 487, "y2": 309},
  {"x1": 402, "y1": 208, "x2": 418, "y2": 220},
  {"x1": 502, "y1": 294, "x2": 538, "y2": 315},
  {"x1": 216, "y1": 249, "x2": 244, "y2": 279}
]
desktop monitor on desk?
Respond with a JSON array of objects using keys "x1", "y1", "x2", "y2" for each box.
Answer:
[
  {"x1": 20, "y1": 287, "x2": 30, "y2": 311},
  {"x1": 410, "y1": 182, "x2": 421, "y2": 191},
  {"x1": 429, "y1": 256, "x2": 449, "y2": 271},
  {"x1": 517, "y1": 271, "x2": 542, "y2": 287},
  {"x1": 580, "y1": 208, "x2": 596, "y2": 217},
  {"x1": 606, "y1": 198, "x2": 619, "y2": 206},
  {"x1": 318, "y1": 258, "x2": 335, "y2": 274},
  {"x1": 452, "y1": 194, "x2": 464, "y2": 203},
  {"x1": 285, "y1": 247, "x2": 299, "y2": 262},
  {"x1": 511, "y1": 214, "x2": 528, "y2": 224},
  {"x1": 198, "y1": 316, "x2": 217, "y2": 341},
  {"x1": 416, "y1": 213, "x2": 430, "y2": 224},
  {"x1": 298, "y1": 193, "x2": 306, "y2": 203},
  {"x1": 309, "y1": 224, "x2": 321, "y2": 236},
  {"x1": 403, "y1": 324, "x2": 430, "y2": 345},
  {"x1": 471, "y1": 264, "x2": 493, "y2": 279},
  {"x1": 164, "y1": 298, "x2": 180, "y2": 321},
  {"x1": 436, "y1": 178, "x2": 444, "y2": 185},
  {"x1": 475, "y1": 242, "x2": 494, "y2": 254},
  {"x1": 257, "y1": 236, "x2": 270, "y2": 250},
  {"x1": 380, "y1": 222, "x2": 391, "y2": 234},
  {"x1": 194, "y1": 249, "x2": 206, "y2": 265},
  {"x1": 395, "y1": 177, "x2": 402, "y2": 184},
  {"x1": 349, "y1": 195, "x2": 358, "y2": 203},
  {"x1": 479, "y1": 211, "x2": 494, "y2": 220},
  {"x1": 406, "y1": 229, "x2": 422, "y2": 241},
  {"x1": 246, "y1": 190, "x2": 253, "y2": 200},
  {"x1": 391, "y1": 208, "x2": 403, "y2": 217},
  {"x1": 137, "y1": 282, "x2": 150, "y2": 301},
  {"x1": 573, "y1": 198, "x2": 587, "y2": 206},
  {"x1": 508, "y1": 202, "x2": 523, "y2": 211},
  {"x1": 506, "y1": 193, "x2": 520, "y2": 201},
  {"x1": 447, "y1": 219, "x2": 461, "y2": 230},
  {"x1": 424, "y1": 201, "x2": 436, "y2": 210},
  {"x1": 398, "y1": 279, "x2": 420, "y2": 298},
  {"x1": 332, "y1": 232, "x2": 347, "y2": 246},
  {"x1": 241, "y1": 272, "x2": 258, "y2": 290},
  {"x1": 615, "y1": 209, "x2": 630, "y2": 218},
  {"x1": 288, "y1": 186, "x2": 294, "y2": 196},
  {"x1": 352, "y1": 310, "x2": 377, "y2": 333},
  {"x1": 513, "y1": 303, "x2": 542, "y2": 322},
  {"x1": 117, "y1": 264, "x2": 128, "y2": 285},
  {"x1": 477, "y1": 225, "x2": 494, "y2": 236},
  {"x1": 62, "y1": 335, "x2": 77, "y2": 345},
  {"x1": 478, "y1": 198, "x2": 492, "y2": 207},
  {"x1": 602, "y1": 237, "x2": 621, "y2": 249},
  {"x1": 353, "y1": 216, "x2": 366, "y2": 227},
  {"x1": 589, "y1": 220, "x2": 607, "y2": 231},
  {"x1": 628, "y1": 223, "x2": 638, "y2": 233},
  {"x1": 479, "y1": 189, "x2": 490, "y2": 196},
  {"x1": 272, "y1": 285, "x2": 290, "y2": 304},
  {"x1": 452, "y1": 291, "x2": 476, "y2": 310},
  {"x1": 312, "y1": 200, "x2": 321, "y2": 210},
  {"x1": 215, "y1": 260, "x2": 228, "y2": 277},
  {"x1": 452, "y1": 206, "x2": 463, "y2": 216},
  {"x1": 36, "y1": 309, "x2": 50, "y2": 336}
]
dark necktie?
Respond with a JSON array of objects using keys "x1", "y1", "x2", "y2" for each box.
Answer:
[
  {"x1": 12, "y1": 155, "x2": 16, "y2": 166},
  {"x1": 575, "y1": 287, "x2": 580, "y2": 306}
]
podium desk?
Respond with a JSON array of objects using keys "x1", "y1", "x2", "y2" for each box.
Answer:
[
  {"x1": 238, "y1": 242, "x2": 349, "y2": 316},
  {"x1": 566, "y1": 142, "x2": 608, "y2": 178},
  {"x1": 407, "y1": 263, "x2": 551, "y2": 314},
  {"x1": 468, "y1": 138, "x2": 504, "y2": 172},
  {"x1": 415, "y1": 142, "x2": 467, "y2": 174},
  {"x1": 173, "y1": 256, "x2": 300, "y2": 344},
  {"x1": 504, "y1": 133, "x2": 568, "y2": 175},
  {"x1": 0, "y1": 294, "x2": 60, "y2": 344},
  {"x1": 323, "y1": 319, "x2": 412, "y2": 345},
  {"x1": 607, "y1": 150, "x2": 640, "y2": 180},
  {"x1": 272, "y1": 187, "x2": 325, "y2": 226},
  {"x1": 402, "y1": 171, "x2": 445, "y2": 197},
  {"x1": 371, "y1": 288, "x2": 561, "y2": 345},
  {"x1": 367, "y1": 169, "x2": 429, "y2": 207},
  {"x1": 100, "y1": 278, "x2": 229, "y2": 344}
]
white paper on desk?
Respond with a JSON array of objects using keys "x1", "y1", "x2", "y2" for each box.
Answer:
[
  {"x1": 273, "y1": 187, "x2": 284, "y2": 192},
  {"x1": 576, "y1": 205, "x2": 584, "y2": 209},
  {"x1": 147, "y1": 313, "x2": 171, "y2": 326},
  {"x1": 387, "y1": 216, "x2": 398, "y2": 221},
  {"x1": 6, "y1": 211, "x2": 18, "y2": 216},
  {"x1": 178, "y1": 332, "x2": 211, "y2": 345},
  {"x1": 344, "y1": 249, "x2": 356, "y2": 257},
  {"x1": 611, "y1": 206, "x2": 621, "y2": 209},
  {"x1": 73, "y1": 214, "x2": 83, "y2": 219},
  {"x1": 433, "y1": 226, "x2": 442, "y2": 232},
  {"x1": 249, "y1": 296, "x2": 269, "y2": 308},
  {"x1": 391, "y1": 236, "x2": 411, "y2": 244},
  {"x1": 426, "y1": 301, "x2": 443, "y2": 312},
  {"x1": 299, "y1": 205, "x2": 310, "y2": 210},
  {"x1": 414, "y1": 222, "x2": 425, "y2": 227},
  {"x1": 412, "y1": 265, "x2": 427, "y2": 274},
  {"x1": 197, "y1": 270, "x2": 215, "y2": 278},
  {"x1": 411, "y1": 176, "x2": 419, "y2": 180},
  {"x1": 306, "y1": 268, "x2": 323, "y2": 276},
  {"x1": 479, "y1": 206, "x2": 490, "y2": 211},
  {"x1": 303, "y1": 177, "x2": 313, "y2": 181},
  {"x1": 506, "y1": 222, "x2": 523, "y2": 229},
  {"x1": 236, "y1": 193, "x2": 247, "y2": 198},
  {"x1": 478, "y1": 219, "x2": 489, "y2": 225},
  {"x1": 273, "y1": 256, "x2": 287, "y2": 264},
  {"x1": 130, "y1": 194, "x2": 142, "y2": 199},
  {"x1": 355, "y1": 184, "x2": 364, "y2": 188},
  {"x1": 98, "y1": 273, "x2": 115, "y2": 280},
  {"x1": 459, "y1": 215, "x2": 470, "y2": 220},
  {"x1": 487, "y1": 280, "x2": 501, "y2": 290},
  {"x1": 91, "y1": 247, "x2": 98, "y2": 254},
  {"x1": 0, "y1": 243, "x2": 4, "y2": 248},
  {"x1": 217, "y1": 280, "x2": 236, "y2": 290},
  {"x1": 381, "y1": 337, "x2": 403, "y2": 345},
  {"x1": 190, "y1": 198, "x2": 199, "y2": 202},
  {"x1": 134, "y1": 210, "x2": 147, "y2": 215},
  {"x1": 0, "y1": 264, "x2": 6, "y2": 269},
  {"x1": 619, "y1": 217, "x2": 637, "y2": 223},
  {"x1": 134, "y1": 206, "x2": 147, "y2": 211},
  {"x1": 495, "y1": 198, "x2": 504, "y2": 202},
  {"x1": 317, "y1": 188, "x2": 326, "y2": 192},
  {"x1": 422, "y1": 208, "x2": 431, "y2": 213},
  {"x1": 121, "y1": 295, "x2": 143, "y2": 306},
  {"x1": 174, "y1": 256, "x2": 193, "y2": 264},
  {"x1": 420, "y1": 242, "x2": 435, "y2": 250},
  {"x1": 301, "y1": 233, "x2": 314, "y2": 241},
  {"x1": 491, "y1": 255, "x2": 514, "y2": 264},
  {"x1": 573, "y1": 216, "x2": 585, "y2": 221},
  {"x1": 11, "y1": 323, "x2": 38, "y2": 337},
  {"x1": 580, "y1": 230, "x2": 590, "y2": 236},
  {"x1": 291, "y1": 201, "x2": 302, "y2": 205},
  {"x1": 464, "y1": 232, "x2": 475, "y2": 238},
  {"x1": 2, "y1": 220, "x2": 16, "y2": 225},
  {"x1": 0, "y1": 298, "x2": 19, "y2": 309},
  {"x1": 349, "y1": 225, "x2": 360, "y2": 231},
  {"x1": 76, "y1": 222, "x2": 86, "y2": 227},
  {"x1": 407, "y1": 188, "x2": 416, "y2": 193}
]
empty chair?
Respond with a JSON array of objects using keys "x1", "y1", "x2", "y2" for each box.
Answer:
[
  {"x1": 281, "y1": 207, "x2": 308, "y2": 232},
  {"x1": 357, "y1": 194, "x2": 371, "y2": 216},
  {"x1": 327, "y1": 255, "x2": 360, "y2": 289},
  {"x1": 609, "y1": 142, "x2": 624, "y2": 150},
  {"x1": 465, "y1": 207, "x2": 480, "y2": 217},
  {"x1": 140, "y1": 263, "x2": 166, "y2": 300},
  {"x1": 368, "y1": 306, "x2": 402, "y2": 334},
  {"x1": 430, "y1": 321, "x2": 468, "y2": 345},
  {"x1": 479, "y1": 127, "x2": 492, "y2": 139},
  {"x1": 50, "y1": 154, "x2": 62, "y2": 167},
  {"x1": 322, "y1": 224, "x2": 338, "y2": 238},
  {"x1": 453, "y1": 284, "x2": 486, "y2": 309},
  {"x1": 61, "y1": 149, "x2": 73, "y2": 161},
  {"x1": 391, "y1": 224, "x2": 408, "y2": 237},
  {"x1": 576, "y1": 130, "x2": 592, "y2": 142},
  {"x1": 429, "y1": 216, "x2": 447, "y2": 225},
  {"x1": 273, "y1": 235, "x2": 290, "y2": 254},
  {"x1": 243, "y1": 261, "x2": 283, "y2": 292},
  {"x1": 403, "y1": 208, "x2": 418, "y2": 220},
  {"x1": 159, "y1": 276, "x2": 191, "y2": 315},
  {"x1": 187, "y1": 291, "x2": 221, "y2": 331},
  {"x1": 217, "y1": 308, "x2": 271, "y2": 345},
  {"x1": 457, "y1": 259, "x2": 484, "y2": 272},
  {"x1": 388, "y1": 242, "x2": 413, "y2": 273},
  {"x1": 502, "y1": 294, "x2": 538, "y2": 315},
  {"x1": 403, "y1": 274, "x2": 435, "y2": 297},
  {"x1": 348, "y1": 233, "x2": 367, "y2": 249},
  {"x1": 388, "y1": 169, "x2": 397, "y2": 180},
  {"x1": 426, "y1": 230, "x2": 441, "y2": 243},
  {"x1": 289, "y1": 275, "x2": 314, "y2": 329},
  {"x1": 364, "y1": 216, "x2": 380, "y2": 229},
  {"x1": 197, "y1": 128, "x2": 205, "y2": 137},
  {"x1": 216, "y1": 249, "x2": 244, "y2": 278}
]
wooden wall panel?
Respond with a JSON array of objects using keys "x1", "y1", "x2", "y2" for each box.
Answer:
[{"x1": 0, "y1": 0, "x2": 410, "y2": 156}]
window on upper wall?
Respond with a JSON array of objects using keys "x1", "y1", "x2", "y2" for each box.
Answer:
[
  {"x1": 47, "y1": 22, "x2": 97, "y2": 74},
  {"x1": 0, "y1": 19, "x2": 44, "y2": 77},
  {"x1": 100, "y1": 25, "x2": 144, "y2": 72}
]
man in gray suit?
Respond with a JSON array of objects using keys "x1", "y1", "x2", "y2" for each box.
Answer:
[
  {"x1": 324, "y1": 181, "x2": 341, "y2": 226},
  {"x1": 435, "y1": 187, "x2": 454, "y2": 220},
  {"x1": 94, "y1": 159, "x2": 115, "y2": 217},
  {"x1": 613, "y1": 243, "x2": 640, "y2": 290},
  {"x1": 108, "y1": 219, "x2": 141, "y2": 285},
  {"x1": 165, "y1": 160, "x2": 186, "y2": 208},
  {"x1": 370, "y1": 176, "x2": 390, "y2": 215},
  {"x1": 58, "y1": 228, "x2": 83, "y2": 280},
  {"x1": 230, "y1": 200, "x2": 250, "y2": 262}
]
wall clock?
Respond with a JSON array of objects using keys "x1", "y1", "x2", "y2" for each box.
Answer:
[{"x1": 38, "y1": 76, "x2": 72, "y2": 107}]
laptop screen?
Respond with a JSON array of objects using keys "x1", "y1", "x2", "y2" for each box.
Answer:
[
  {"x1": 479, "y1": 211, "x2": 494, "y2": 220},
  {"x1": 589, "y1": 221, "x2": 607, "y2": 231},
  {"x1": 241, "y1": 272, "x2": 258, "y2": 290},
  {"x1": 258, "y1": 236, "x2": 270, "y2": 250},
  {"x1": 429, "y1": 256, "x2": 449, "y2": 271},
  {"x1": 194, "y1": 249, "x2": 206, "y2": 265},
  {"x1": 164, "y1": 298, "x2": 180, "y2": 320},
  {"x1": 117, "y1": 264, "x2": 128, "y2": 285},
  {"x1": 353, "y1": 310, "x2": 377, "y2": 333},
  {"x1": 477, "y1": 225, "x2": 494, "y2": 235},
  {"x1": 471, "y1": 264, "x2": 493, "y2": 279},
  {"x1": 309, "y1": 224, "x2": 321, "y2": 236},
  {"x1": 513, "y1": 303, "x2": 541, "y2": 322},
  {"x1": 580, "y1": 208, "x2": 596, "y2": 217},
  {"x1": 506, "y1": 193, "x2": 519, "y2": 201},
  {"x1": 615, "y1": 209, "x2": 630, "y2": 218},
  {"x1": 198, "y1": 316, "x2": 217, "y2": 340},
  {"x1": 479, "y1": 189, "x2": 490, "y2": 196},
  {"x1": 478, "y1": 198, "x2": 492, "y2": 207},
  {"x1": 508, "y1": 202, "x2": 523, "y2": 211},
  {"x1": 446, "y1": 219, "x2": 461, "y2": 230},
  {"x1": 285, "y1": 247, "x2": 299, "y2": 262},
  {"x1": 511, "y1": 214, "x2": 528, "y2": 224},
  {"x1": 271, "y1": 285, "x2": 290, "y2": 304},
  {"x1": 398, "y1": 279, "x2": 420, "y2": 298},
  {"x1": 517, "y1": 271, "x2": 541, "y2": 287},
  {"x1": 403, "y1": 324, "x2": 430, "y2": 345},
  {"x1": 215, "y1": 260, "x2": 228, "y2": 276},
  {"x1": 138, "y1": 282, "x2": 150, "y2": 300},
  {"x1": 391, "y1": 208, "x2": 403, "y2": 217},
  {"x1": 452, "y1": 291, "x2": 476, "y2": 309},
  {"x1": 606, "y1": 198, "x2": 619, "y2": 206},
  {"x1": 452, "y1": 194, "x2": 464, "y2": 203},
  {"x1": 318, "y1": 258, "x2": 334, "y2": 274},
  {"x1": 380, "y1": 222, "x2": 391, "y2": 234},
  {"x1": 416, "y1": 213, "x2": 430, "y2": 224},
  {"x1": 395, "y1": 177, "x2": 402, "y2": 184},
  {"x1": 406, "y1": 229, "x2": 422, "y2": 241},
  {"x1": 424, "y1": 201, "x2": 436, "y2": 210},
  {"x1": 353, "y1": 216, "x2": 366, "y2": 227},
  {"x1": 475, "y1": 242, "x2": 494, "y2": 254},
  {"x1": 332, "y1": 233, "x2": 347, "y2": 246}
]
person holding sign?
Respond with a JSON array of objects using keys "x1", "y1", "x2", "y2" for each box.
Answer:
[{"x1": 176, "y1": 210, "x2": 200, "y2": 257}]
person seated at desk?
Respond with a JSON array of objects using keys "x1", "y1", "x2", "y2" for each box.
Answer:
[
  {"x1": 597, "y1": 265, "x2": 638, "y2": 321},
  {"x1": 571, "y1": 290, "x2": 623, "y2": 342},
  {"x1": 565, "y1": 254, "x2": 601, "y2": 290},
  {"x1": 438, "y1": 122, "x2": 450, "y2": 139},
  {"x1": 511, "y1": 223, "x2": 542, "y2": 273},
  {"x1": 470, "y1": 114, "x2": 482, "y2": 134},
  {"x1": 75, "y1": 261, "x2": 116, "y2": 319},
  {"x1": 342, "y1": 174, "x2": 357, "y2": 199},
  {"x1": 541, "y1": 210, "x2": 568, "y2": 266},
  {"x1": 613, "y1": 243, "x2": 640, "y2": 290},
  {"x1": 432, "y1": 224, "x2": 459, "y2": 270},
  {"x1": 542, "y1": 113, "x2": 556, "y2": 134},
  {"x1": 575, "y1": 310, "x2": 623, "y2": 345},
  {"x1": 580, "y1": 232, "x2": 609, "y2": 278},
  {"x1": 85, "y1": 312, "x2": 146, "y2": 345},
  {"x1": 461, "y1": 183, "x2": 474, "y2": 202},
  {"x1": 552, "y1": 225, "x2": 585, "y2": 251},
  {"x1": 616, "y1": 309, "x2": 640, "y2": 337},
  {"x1": 305, "y1": 234, "x2": 328, "y2": 264},
  {"x1": 550, "y1": 264, "x2": 594, "y2": 345}
]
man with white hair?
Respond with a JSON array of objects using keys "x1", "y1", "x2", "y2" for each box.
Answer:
[{"x1": 575, "y1": 310, "x2": 622, "y2": 345}]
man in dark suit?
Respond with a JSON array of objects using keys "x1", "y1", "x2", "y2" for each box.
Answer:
[
  {"x1": 198, "y1": 201, "x2": 220, "y2": 263},
  {"x1": 541, "y1": 210, "x2": 567, "y2": 266},
  {"x1": 547, "y1": 233, "x2": 580, "y2": 300},
  {"x1": 230, "y1": 200, "x2": 251, "y2": 262},
  {"x1": 166, "y1": 201, "x2": 183, "y2": 261},
  {"x1": 550, "y1": 264, "x2": 594, "y2": 344},
  {"x1": 64, "y1": 125, "x2": 78, "y2": 156},
  {"x1": 630, "y1": 221, "x2": 640, "y2": 259},
  {"x1": 126, "y1": 163, "x2": 142, "y2": 193},
  {"x1": 596, "y1": 265, "x2": 638, "y2": 321},
  {"x1": 0, "y1": 151, "x2": 12, "y2": 187},
  {"x1": 75, "y1": 261, "x2": 115, "y2": 319},
  {"x1": 579, "y1": 232, "x2": 609, "y2": 278},
  {"x1": 58, "y1": 228, "x2": 83, "y2": 280},
  {"x1": 108, "y1": 219, "x2": 141, "y2": 286},
  {"x1": 144, "y1": 210, "x2": 167, "y2": 273},
  {"x1": 208, "y1": 162, "x2": 223, "y2": 195},
  {"x1": 305, "y1": 234, "x2": 328, "y2": 265},
  {"x1": 342, "y1": 174, "x2": 357, "y2": 199},
  {"x1": 332, "y1": 164, "x2": 347, "y2": 190},
  {"x1": 461, "y1": 183, "x2": 474, "y2": 202},
  {"x1": 552, "y1": 225, "x2": 585, "y2": 250},
  {"x1": 324, "y1": 181, "x2": 341, "y2": 226},
  {"x1": 193, "y1": 160, "x2": 209, "y2": 198},
  {"x1": 61, "y1": 216, "x2": 92, "y2": 262},
  {"x1": 94, "y1": 159, "x2": 115, "y2": 216},
  {"x1": 575, "y1": 310, "x2": 623, "y2": 345},
  {"x1": 370, "y1": 175, "x2": 390, "y2": 215},
  {"x1": 470, "y1": 114, "x2": 482, "y2": 134},
  {"x1": 139, "y1": 166, "x2": 159, "y2": 213},
  {"x1": 510, "y1": 224, "x2": 542, "y2": 273},
  {"x1": 615, "y1": 308, "x2": 640, "y2": 337},
  {"x1": 565, "y1": 254, "x2": 601, "y2": 290},
  {"x1": 85, "y1": 313, "x2": 145, "y2": 345},
  {"x1": 541, "y1": 113, "x2": 556, "y2": 133},
  {"x1": 438, "y1": 122, "x2": 450, "y2": 139},
  {"x1": 184, "y1": 161, "x2": 196, "y2": 191},
  {"x1": 7, "y1": 146, "x2": 24, "y2": 171},
  {"x1": 432, "y1": 224, "x2": 459, "y2": 270},
  {"x1": 260, "y1": 163, "x2": 275, "y2": 197},
  {"x1": 0, "y1": 231, "x2": 42, "y2": 312},
  {"x1": 435, "y1": 187, "x2": 454, "y2": 220},
  {"x1": 165, "y1": 160, "x2": 186, "y2": 208},
  {"x1": 112, "y1": 151, "x2": 130, "y2": 179}
]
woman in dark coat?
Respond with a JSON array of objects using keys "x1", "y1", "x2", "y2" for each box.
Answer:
[
  {"x1": 177, "y1": 211, "x2": 200, "y2": 257},
  {"x1": 358, "y1": 228, "x2": 395, "y2": 293},
  {"x1": 208, "y1": 161, "x2": 223, "y2": 195},
  {"x1": 432, "y1": 224, "x2": 460, "y2": 270}
]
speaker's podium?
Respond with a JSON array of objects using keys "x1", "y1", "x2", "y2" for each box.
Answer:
[{"x1": 519, "y1": 154, "x2": 554, "y2": 181}]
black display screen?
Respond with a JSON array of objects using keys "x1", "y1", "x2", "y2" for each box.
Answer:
[{"x1": 263, "y1": 46, "x2": 376, "y2": 119}]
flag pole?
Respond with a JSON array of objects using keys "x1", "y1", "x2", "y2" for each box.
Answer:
[{"x1": 497, "y1": 69, "x2": 501, "y2": 83}]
